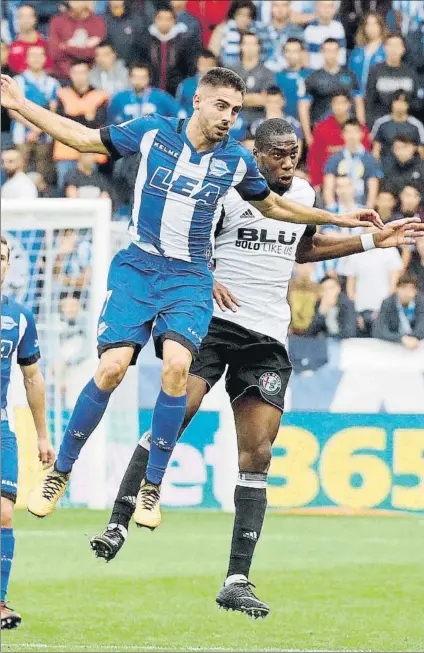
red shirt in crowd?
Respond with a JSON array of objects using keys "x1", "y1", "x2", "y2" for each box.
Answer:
[
  {"x1": 48, "y1": 10, "x2": 106, "y2": 81},
  {"x1": 307, "y1": 115, "x2": 371, "y2": 188},
  {"x1": 186, "y1": 0, "x2": 231, "y2": 46},
  {"x1": 8, "y1": 34, "x2": 52, "y2": 74}
]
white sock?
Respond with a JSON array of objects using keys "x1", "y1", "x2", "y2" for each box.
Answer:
[
  {"x1": 225, "y1": 573, "x2": 247, "y2": 586},
  {"x1": 107, "y1": 523, "x2": 128, "y2": 539}
]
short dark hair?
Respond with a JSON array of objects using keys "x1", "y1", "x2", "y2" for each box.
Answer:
[
  {"x1": 266, "y1": 85, "x2": 284, "y2": 98},
  {"x1": 130, "y1": 62, "x2": 151, "y2": 76},
  {"x1": 254, "y1": 118, "x2": 296, "y2": 152},
  {"x1": 284, "y1": 37, "x2": 304, "y2": 49},
  {"x1": 392, "y1": 89, "x2": 409, "y2": 105},
  {"x1": 322, "y1": 37, "x2": 340, "y2": 48},
  {"x1": 228, "y1": 0, "x2": 257, "y2": 21},
  {"x1": 96, "y1": 39, "x2": 115, "y2": 51},
  {"x1": 393, "y1": 133, "x2": 417, "y2": 145},
  {"x1": 320, "y1": 274, "x2": 341, "y2": 286},
  {"x1": 240, "y1": 31, "x2": 260, "y2": 46},
  {"x1": 155, "y1": 8, "x2": 175, "y2": 17},
  {"x1": 331, "y1": 89, "x2": 351, "y2": 102},
  {"x1": 397, "y1": 274, "x2": 417, "y2": 288},
  {"x1": 199, "y1": 67, "x2": 246, "y2": 95},
  {"x1": 70, "y1": 59, "x2": 90, "y2": 69},
  {"x1": 197, "y1": 49, "x2": 217, "y2": 62},
  {"x1": 378, "y1": 185, "x2": 396, "y2": 196},
  {"x1": 342, "y1": 118, "x2": 361, "y2": 130},
  {"x1": 400, "y1": 183, "x2": 422, "y2": 197},
  {"x1": 385, "y1": 32, "x2": 404, "y2": 44},
  {"x1": 1, "y1": 234, "x2": 10, "y2": 261}
]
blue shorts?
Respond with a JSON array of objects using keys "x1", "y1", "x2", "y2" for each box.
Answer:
[
  {"x1": 97, "y1": 244, "x2": 214, "y2": 363},
  {"x1": 1, "y1": 421, "x2": 18, "y2": 503}
]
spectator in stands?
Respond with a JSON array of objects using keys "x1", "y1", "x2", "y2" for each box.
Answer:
[
  {"x1": 405, "y1": 14, "x2": 424, "y2": 100},
  {"x1": 208, "y1": 0, "x2": 273, "y2": 68},
  {"x1": 1, "y1": 42, "x2": 13, "y2": 150},
  {"x1": 393, "y1": 185, "x2": 424, "y2": 273},
  {"x1": 186, "y1": 0, "x2": 231, "y2": 47},
  {"x1": 345, "y1": 225, "x2": 403, "y2": 337},
  {"x1": 365, "y1": 33, "x2": 420, "y2": 129},
  {"x1": 135, "y1": 8, "x2": 197, "y2": 96},
  {"x1": 103, "y1": 0, "x2": 148, "y2": 67},
  {"x1": 287, "y1": 0, "x2": 318, "y2": 27},
  {"x1": 303, "y1": 0, "x2": 346, "y2": 70},
  {"x1": 7, "y1": 4, "x2": 52, "y2": 74},
  {"x1": 64, "y1": 153, "x2": 113, "y2": 204},
  {"x1": 375, "y1": 186, "x2": 397, "y2": 224},
  {"x1": 288, "y1": 263, "x2": 319, "y2": 335},
  {"x1": 48, "y1": 0, "x2": 106, "y2": 81},
  {"x1": 307, "y1": 91, "x2": 370, "y2": 190},
  {"x1": 298, "y1": 39, "x2": 364, "y2": 147},
  {"x1": 54, "y1": 61, "x2": 109, "y2": 188},
  {"x1": 231, "y1": 32, "x2": 276, "y2": 128},
  {"x1": 274, "y1": 38, "x2": 311, "y2": 120},
  {"x1": 383, "y1": 135, "x2": 424, "y2": 194},
  {"x1": 339, "y1": 0, "x2": 392, "y2": 52},
  {"x1": 176, "y1": 49, "x2": 217, "y2": 118},
  {"x1": 348, "y1": 12, "x2": 387, "y2": 92},
  {"x1": 323, "y1": 119, "x2": 381, "y2": 209},
  {"x1": 250, "y1": 87, "x2": 303, "y2": 157},
  {"x1": 54, "y1": 292, "x2": 90, "y2": 393},
  {"x1": 12, "y1": 45, "x2": 60, "y2": 184},
  {"x1": 263, "y1": 0, "x2": 304, "y2": 73},
  {"x1": 392, "y1": 0, "x2": 424, "y2": 38},
  {"x1": 108, "y1": 64, "x2": 179, "y2": 123},
  {"x1": 371, "y1": 91, "x2": 424, "y2": 168},
  {"x1": 170, "y1": 1, "x2": 202, "y2": 49},
  {"x1": 89, "y1": 41, "x2": 129, "y2": 96},
  {"x1": 52, "y1": 228, "x2": 92, "y2": 305},
  {"x1": 1, "y1": 147, "x2": 38, "y2": 199},
  {"x1": 307, "y1": 275, "x2": 357, "y2": 339},
  {"x1": 373, "y1": 275, "x2": 424, "y2": 348}
]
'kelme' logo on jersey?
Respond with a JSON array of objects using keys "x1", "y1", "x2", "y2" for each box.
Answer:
[
  {"x1": 1, "y1": 316, "x2": 18, "y2": 331},
  {"x1": 210, "y1": 159, "x2": 230, "y2": 177}
]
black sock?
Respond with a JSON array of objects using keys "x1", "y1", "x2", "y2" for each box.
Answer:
[
  {"x1": 227, "y1": 472, "x2": 267, "y2": 580},
  {"x1": 109, "y1": 438, "x2": 150, "y2": 530}
]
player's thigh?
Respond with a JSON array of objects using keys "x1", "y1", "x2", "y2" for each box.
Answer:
[
  {"x1": 183, "y1": 375, "x2": 209, "y2": 429},
  {"x1": 162, "y1": 339, "x2": 193, "y2": 382},
  {"x1": 1, "y1": 424, "x2": 18, "y2": 509},
  {"x1": 188, "y1": 318, "x2": 228, "y2": 395},
  {"x1": 232, "y1": 394, "x2": 282, "y2": 472},
  {"x1": 97, "y1": 246, "x2": 158, "y2": 365},
  {"x1": 1, "y1": 497, "x2": 15, "y2": 528}
]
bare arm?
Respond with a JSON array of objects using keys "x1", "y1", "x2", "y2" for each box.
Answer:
[
  {"x1": 21, "y1": 362, "x2": 55, "y2": 467},
  {"x1": 250, "y1": 190, "x2": 383, "y2": 229},
  {"x1": 243, "y1": 92, "x2": 267, "y2": 108},
  {"x1": 366, "y1": 177, "x2": 379, "y2": 209},
  {"x1": 1, "y1": 75, "x2": 107, "y2": 154},
  {"x1": 372, "y1": 141, "x2": 381, "y2": 160},
  {"x1": 354, "y1": 95, "x2": 366, "y2": 125},
  {"x1": 298, "y1": 99, "x2": 313, "y2": 145},
  {"x1": 322, "y1": 173, "x2": 336, "y2": 208},
  {"x1": 65, "y1": 185, "x2": 79, "y2": 198},
  {"x1": 346, "y1": 275, "x2": 356, "y2": 302}
]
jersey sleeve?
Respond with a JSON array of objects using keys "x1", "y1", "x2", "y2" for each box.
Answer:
[
  {"x1": 100, "y1": 114, "x2": 161, "y2": 159},
  {"x1": 17, "y1": 307, "x2": 40, "y2": 366},
  {"x1": 235, "y1": 152, "x2": 270, "y2": 201}
]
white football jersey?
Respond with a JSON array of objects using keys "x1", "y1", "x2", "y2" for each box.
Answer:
[{"x1": 213, "y1": 176, "x2": 316, "y2": 344}]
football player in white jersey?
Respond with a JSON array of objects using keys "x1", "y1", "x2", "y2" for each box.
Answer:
[{"x1": 91, "y1": 119, "x2": 423, "y2": 617}]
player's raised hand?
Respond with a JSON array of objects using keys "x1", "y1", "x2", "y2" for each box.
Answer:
[
  {"x1": 374, "y1": 217, "x2": 424, "y2": 248},
  {"x1": 1, "y1": 74, "x2": 25, "y2": 110},
  {"x1": 38, "y1": 436, "x2": 56, "y2": 469},
  {"x1": 336, "y1": 209, "x2": 384, "y2": 230},
  {"x1": 213, "y1": 280, "x2": 241, "y2": 313}
]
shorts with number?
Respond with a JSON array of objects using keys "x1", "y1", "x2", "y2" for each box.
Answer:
[
  {"x1": 97, "y1": 244, "x2": 214, "y2": 363},
  {"x1": 1, "y1": 421, "x2": 18, "y2": 503},
  {"x1": 189, "y1": 317, "x2": 292, "y2": 411}
]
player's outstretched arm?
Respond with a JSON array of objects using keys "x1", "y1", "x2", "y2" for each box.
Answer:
[
  {"x1": 250, "y1": 190, "x2": 384, "y2": 229},
  {"x1": 296, "y1": 218, "x2": 424, "y2": 264},
  {"x1": 1, "y1": 74, "x2": 107, "y2": 155},
  {"x1": 21, "y1": 362, "x2": 55, "y2": 468}
]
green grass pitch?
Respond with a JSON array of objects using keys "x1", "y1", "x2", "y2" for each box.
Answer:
[{"x1": 3, "y1": 509, "x2": 424, "y2": 652}]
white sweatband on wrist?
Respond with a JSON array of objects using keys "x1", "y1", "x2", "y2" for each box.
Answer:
[{"x1": 360, "y1": 233, "x2": 376, "y2": 251}]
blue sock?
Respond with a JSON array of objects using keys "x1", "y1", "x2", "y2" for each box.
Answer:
[
  {"x1": 56, "y1": 378, "x2": 111, "y2": 473},
  {"x1": 146, "y1": 389, "x2": 187, "y2": 485},
  {"x1": 1, "y1": 528, "x2": 14, "y2": 602}
]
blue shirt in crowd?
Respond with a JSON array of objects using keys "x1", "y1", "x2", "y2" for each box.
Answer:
[{"x1": 108, "y1": 87, "x2": 179, "y2": 124}]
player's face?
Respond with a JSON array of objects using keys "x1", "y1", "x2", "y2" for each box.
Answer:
[
  {"x1": 1, "y1": 244, "x2": 10, "y2": 287},
  {"x1": 254, "y1": 133, "x2": 299, "y2": 192},
  {"x1": 194, "y1": 86, "x2": 243, "y2": 143}
]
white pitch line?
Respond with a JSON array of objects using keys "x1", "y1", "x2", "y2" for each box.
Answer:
[{"x1": 1, "y1": 645, "x2": 372, "y2": 653}]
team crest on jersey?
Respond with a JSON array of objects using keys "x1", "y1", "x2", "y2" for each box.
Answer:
[
  {"x1": 259, "y1": 372, "x2": 282, "y2": 395},
  {"x1": 1, "y1": 316, "x2": 18, "y2": 331},
  {"x1": 210, "y1": 159, "x2": 230, "y2": 177}
]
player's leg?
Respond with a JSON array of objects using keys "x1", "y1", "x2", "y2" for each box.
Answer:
[
  {"x1": 90, "y1": 375, "x2": 208, "y2": 561},
  {"x1": 216, "y1": 395, "x2": 281, "y2": 619},
  {"x1": 27, "y1": 247, "x2": 155, "y2": 518},
  {"x1": 1, "y1": 425, "x2": 21, "y2": 630}
]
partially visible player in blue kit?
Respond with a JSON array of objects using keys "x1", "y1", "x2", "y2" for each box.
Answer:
[
  {"x1": 0, "y1": 67, "x2": 382, "y2": 529},
  {"x1": 1, "y1": 235, "x2": 55, "y2": 630}
]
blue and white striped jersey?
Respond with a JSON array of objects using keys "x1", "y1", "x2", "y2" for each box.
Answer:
[
  {"x1": 100, "y1": 115, "x2": 270, "y2": 264},
  {"x1": 1, "y1": 294, "x2": 40, "y2": 423}
]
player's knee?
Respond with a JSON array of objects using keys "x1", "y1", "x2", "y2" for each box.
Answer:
[
  {"x1": 239, "y1": 441, "x2": 272, "y2": 473},
  {"x1": 1, "y1": 498, "x2": 14, "y2": 528},
  {"x1": 97, "y1": 360, "x2": 127, "y2": 390},
  {"x1": 162, "y1": 356, "x2": 190, "y2": 393}
]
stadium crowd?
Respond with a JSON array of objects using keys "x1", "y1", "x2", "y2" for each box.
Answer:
[{"x1": 1, "y1": 0, "x2": 424, "y2": 346}]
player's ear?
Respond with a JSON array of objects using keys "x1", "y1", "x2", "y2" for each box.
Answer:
[
  {"x1": 193, "y1": 92, "x2": 201, "y2": 111},
  {"x1": 252, "y1": 147, "x2": 259, "y2": 160}
]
